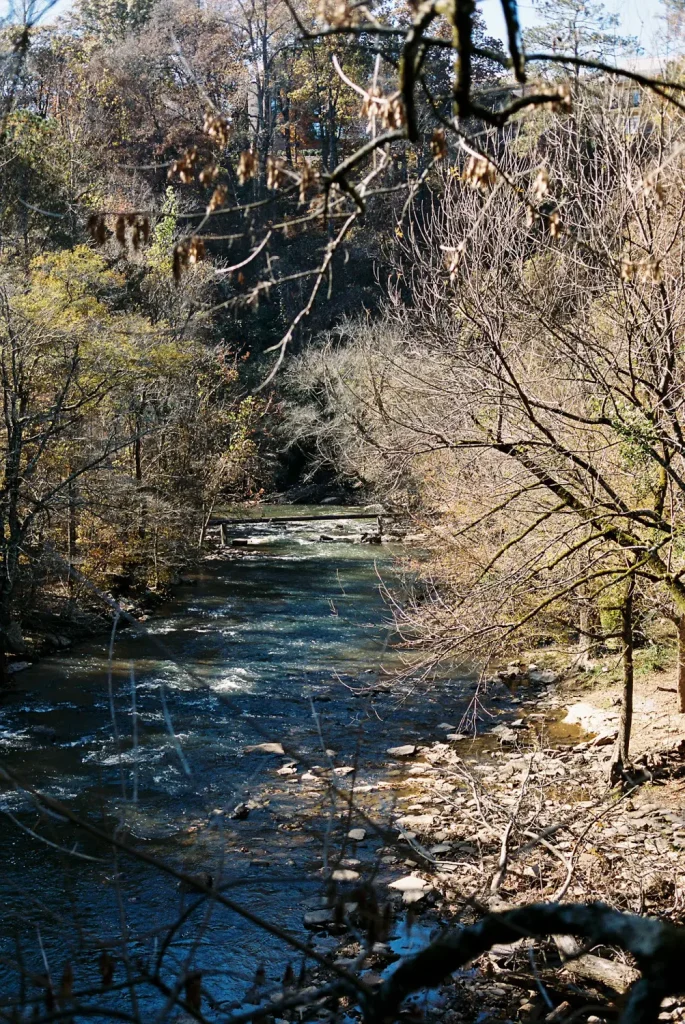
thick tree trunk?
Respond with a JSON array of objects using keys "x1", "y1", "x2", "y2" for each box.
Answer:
[{"x1": 611, "y1": 584, "x2": 634, "y2": 783}]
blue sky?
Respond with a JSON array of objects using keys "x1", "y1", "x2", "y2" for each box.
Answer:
[
  {"x1": 0, "y1": 0, "x2": 674, "y2": 57},
  {"x1": 479, "y1": 0, "x2": 670, "y2": 54}
]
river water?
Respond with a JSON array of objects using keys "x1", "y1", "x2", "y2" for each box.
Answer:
[{"x1": 0, "y1": 508, "x2": 481, "y2": 1011}]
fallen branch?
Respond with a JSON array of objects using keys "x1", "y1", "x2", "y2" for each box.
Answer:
[{"x1": 368, "y1": 902, "x2": 683, "y2": 1024}]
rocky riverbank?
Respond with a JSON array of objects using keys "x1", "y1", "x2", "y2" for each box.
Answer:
[{"x1": 229, "y1": 667, "x2": 685, "y2": 1024}]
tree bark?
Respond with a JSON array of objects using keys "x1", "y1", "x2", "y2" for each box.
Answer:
[
  {"x1": 611, "y1": 580, "x2": 634, "y2": 782},
  {"x1": 678, "y1": 615, "x2": 685, "y2": 714}
]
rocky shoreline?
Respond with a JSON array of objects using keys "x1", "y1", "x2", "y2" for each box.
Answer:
[{"x1": 230, "y1": 671, "x2": 685, "y2": 1024}]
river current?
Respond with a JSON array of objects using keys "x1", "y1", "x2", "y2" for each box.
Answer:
[{"x1": 0, "y1": 508, "x2": 478, "y2": 1010}]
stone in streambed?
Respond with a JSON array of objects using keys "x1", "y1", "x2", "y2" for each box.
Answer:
[
  {"x1": 387, "y1": 745, "x2": 417, "y2": 758},
  {"x1": 388, "y1": 874, "x2": 434, "y2": 904},
  {"x1": 348, "y1": 828, "x2": 366, "y2": 841},
  {"x1": 244, "y1": 742, "x2": 285, "y2": 754},
  {"x1": 304, "y1": 908, "x2": 335, "y2": 927},
  {"x1": 331, "y1": 868, "x2": 360, "y2": 882}
]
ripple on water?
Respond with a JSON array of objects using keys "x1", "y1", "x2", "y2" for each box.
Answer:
[{"x1": 211, "y1": 667, "x2": 257, "y2": 693}]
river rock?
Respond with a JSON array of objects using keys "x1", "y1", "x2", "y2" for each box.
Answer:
[
  {"x1": 529, "y1": 668, "x2": 558, "y2": 685},
  {"x1": 7, "y1": 661, "x2": 31, "y2": 674},
  {"x1": 437, "y1": 723, "x2": 456, "y2": 731},
  {"x1": 564, "y1": 703, "x2": 618, "y2": 735},
  {"x1": 446, "y1": 733, "x2": 468, "y2": 742},
  {"x1": 331, "y1": 868, "x2": 360, "y2": 882},
  {"x1": 304, "y1": 908, "x2": 334, "y2": 927},
  {"x1": 244, "y1": 742, "x2": 285, "y2": 755},
  {"x1": 387, "y1": 744, "x2": 417, "y2": 758},
  {"x1": 348, "y1": 828, "x2": 366, "y2": 841},
  {"x1": 490, "y1": 724, "x2": 518, "y2": 744},
  {"x1": 388, "y1": 874, "x2": 434, "y2": 904}
]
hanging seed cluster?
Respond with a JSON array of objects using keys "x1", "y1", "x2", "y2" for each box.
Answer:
[
  {"x1": 87, "y1": 213, "x2": 150, "y2": 250},
  {"x1": 173, "y1": 236, "x2": 205, "y2": 282}
]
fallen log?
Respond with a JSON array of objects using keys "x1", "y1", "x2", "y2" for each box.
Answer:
[{"x1": 554, "y1": 933, "x2": 639, "y2": 992}]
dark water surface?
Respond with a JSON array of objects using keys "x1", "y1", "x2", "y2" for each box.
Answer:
[{"x1": 0, "y1": 508, "x2": 477, "y2": 1009}]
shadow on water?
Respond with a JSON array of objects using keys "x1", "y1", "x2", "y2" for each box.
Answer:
[{"x1": 0, "y1": 507, "x2": 507, "y2": 1009}]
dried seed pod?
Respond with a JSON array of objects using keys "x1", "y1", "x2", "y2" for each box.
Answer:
[
  {"x1": 298, "y1": 160, "x2": 316, "y2": 203},
  {"x1": 620, "y1": 259, "x2": 636, "y2": 281},
  {"x1": 548, "y1": 209, "x2": 563, "y2": 237},
  {"x1": 203, "y1": 112, "x2": 229, "y2": 147},
  {"x1": 173, "y1": 241, "x2": 188, "y2": 282},
  {"x1": 59, "y1": 963, "x2": 74, "y2": 1002},
  {"x1": 115, "y1": 215, "x2": 126, "y2": 246},
  {"x1": 184, "y1": 971, "x2": 202, "y2": 1012},
  {"x1": 638, "y1": 257, "x2": 663, "y2": 284},
  {"x1": 431, "y1": 128, "x2": 447, "y2": 160},
  {"x1": 554, "y1": 83, "x2": 572, "y2": 112},
  {"x1": 282, "y1": 962, "x2": 294, "y2": 988},
  {"x1": 463, "y1": 154, "x2": 498, "y2": 190},
  {"x1": 237, "y1": 150, "x2": 256, "y2": 185},
  {"x1": 318, "y1": 0, "x2": 356, "y2": 27},
  {"x1": 87, "y1": 213, "x2": 107, "y2": 245},
  {"x1": 531, "y1": 166, "x2": 549, "y2": 201},
  {"x1": 99, "y1": 951, "x2": 114, "y2": 987},
  {"x1": 199, "y1": 162, "x2": 219, "y2": 185},
  {"x1": 384, "y1": 95, "x2": 405, "y2": 129},
  {"x1": 168, "y1": 147, "x2": 198, "y2": 184},
  {"x1": 644, "y1": 170, "x2": 665, "y2": 207},
  {"x1": 207, "y1": 184, "x2": 227, "y2": 213},
  {"x1": 266, "y1": 156, "x2": 286, "y2": 190},
  {"x1": 187, "y1": 236, "x2": 205, "y2": 264}
]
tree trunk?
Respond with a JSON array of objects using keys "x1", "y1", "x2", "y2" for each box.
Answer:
[
  {"x1": 67, "y1": 476, "x2": 77, "y2": 617},
  {"x1": 611, "y1": 582, "x2": 634, "y2": 783},
  {"x1": 678, "y1": 615, "x2": 685, "y2": 714}
]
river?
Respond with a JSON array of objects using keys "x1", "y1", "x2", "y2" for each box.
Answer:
[{"x1": 0, "y1": 508, "x2": 481, "y2": 1012}]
